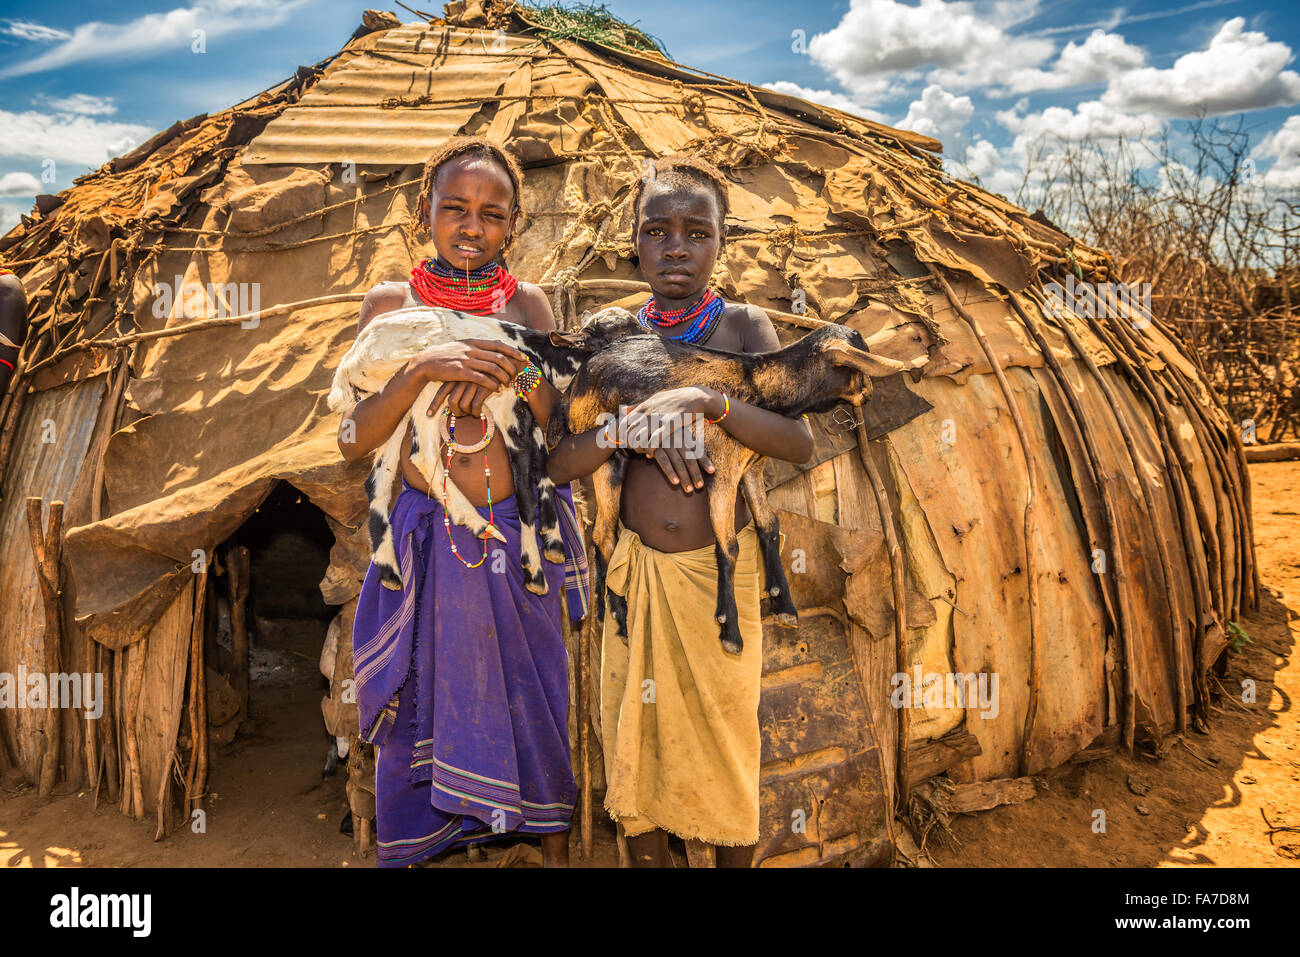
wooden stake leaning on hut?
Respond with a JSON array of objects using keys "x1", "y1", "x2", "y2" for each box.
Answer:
[
  {"x1": 184, "y1": 565, "x2": 210, "y2": 815},
  {"x1": 26, "y1": 497, "x2": 65, "y2": 797},
  {"x1": 224, "y1": 542, "x2": 251, "y2": 726},
  {"x1": 853, "y1": 426, "x2": 911, "y2": 814},
  {"x1": 121, "y1": 636, "x2": 147, "y2": 820},
  {"x1": 98, "y1": 644, "x2": 119, "y2": 806}
]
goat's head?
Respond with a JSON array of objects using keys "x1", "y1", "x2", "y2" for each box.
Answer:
[
  {"x1": 800, "y1": 323, "x2": 922, "y2": 412},
  {"x1": 548, "y1": 307, "x2": 643, "y2": 354}
]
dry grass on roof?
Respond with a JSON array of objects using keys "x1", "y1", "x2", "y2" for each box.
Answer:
[{"x1": 518, "y1": 1, "x2": 667, "y2": 57}]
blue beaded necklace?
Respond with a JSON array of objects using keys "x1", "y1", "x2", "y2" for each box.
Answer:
[{"x1": 637, "y1": 288, "x2": 725, "y2": 344}]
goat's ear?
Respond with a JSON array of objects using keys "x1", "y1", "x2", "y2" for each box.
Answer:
[
  {"x1": 549, "y1": 330, "x2": 586, "y2": 348},
  {"x1": 825, "y1": 339, "x2": 913, "y2": 377}
]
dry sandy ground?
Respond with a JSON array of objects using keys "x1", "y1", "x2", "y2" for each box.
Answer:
[{"x1": 2, "y1": 461, "x2": 1296, "y2": 868}]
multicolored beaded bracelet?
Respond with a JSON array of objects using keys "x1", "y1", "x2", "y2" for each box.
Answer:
[
  {"x1": 514, "y1": 360, "x2": 541, "y2": 399},
  {"x1": 706, "y1": 392, "x2": 730, "y2": 424}
]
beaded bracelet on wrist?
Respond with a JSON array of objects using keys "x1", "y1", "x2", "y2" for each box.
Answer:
[
  {"x1": 706, "y1": 392, "x2": 730, "y2": 424},
  {"x1": 514, "y1": 360, "x2": 541, "y2": 399}
]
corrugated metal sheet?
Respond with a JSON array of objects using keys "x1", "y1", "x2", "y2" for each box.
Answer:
[
  {"x1": 0, "y1": 376, "x2": 109, "y2": 774},
  {"x1": 244, "y1": 24, "x2": 543, "y2": 165}
]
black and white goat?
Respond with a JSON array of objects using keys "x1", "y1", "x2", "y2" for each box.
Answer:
[
  {"x1": 546, "y1": 323, "x2": 925, "y2": 654},
  {"x1": 329, "y1": 306, "x2": 641, "y2": 595}
]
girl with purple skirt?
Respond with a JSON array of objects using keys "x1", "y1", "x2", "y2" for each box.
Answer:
[{"x1": 338, "y1": 138, "x2": 587, "y2": 867}]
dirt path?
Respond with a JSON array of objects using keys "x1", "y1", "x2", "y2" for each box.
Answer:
[
  {"x1": 2, "y1": 461, "x2": 1296, "y2": 868},
  {"x1": 927, "y1": 459, "x2": 1299, "y2": 867}
]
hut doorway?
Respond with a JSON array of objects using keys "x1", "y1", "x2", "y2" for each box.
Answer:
[{"x1": 200, "y1": 480, "x2": 352, "y2": 851}]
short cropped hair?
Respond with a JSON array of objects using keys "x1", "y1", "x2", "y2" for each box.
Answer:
[
  {"x1": 631, "y1": 152, "x2": 730, "y2": 229},
  {"x1": 413, "y1": 136, "x2": 526, "y2": 247}
]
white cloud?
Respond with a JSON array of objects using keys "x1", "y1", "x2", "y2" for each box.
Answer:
[
  {"x1": 3, "y1": 19, "x2": 72, "y2": 42},
  {"x1": 998, "y1": 98, "x2": 1161, "y2": 146},
  {"x1": 962, "y1": 99, "x2": 1165, "y2": 205},
  {"x1": 806, "y1": 0, "x2": 1056, "y2": 97},
  {"x1": 1102, "y1": 17, "x2": 1300, "y2": 117},
  {"x1": 0, "y1": 109, "x2": 153, "y2": 168},
  {"x1": 900, "y1": 84, "x2": 973, "y2": 152},
  {"x1": 0, "y1": 171, "x2": 43, "y2": 197},
  {"x1": 1253, "y1": 115, "x2": 1300, "y2": 194},
  {"x1": 0, "y1": 0, "x2": 308, "y2": 79},
  {"x1": 0, "y1": 205, "x2": 23, "y2": 235},
  {"x1": 760, "y1": 81, "x2": 888, "y2": 124},
  {"x1": 949, "y1": 137, "x2": 1025, "y2": 196},
  {"x1": 36, "y1": 93, "x2": 118, "y2": 116},
  {"x1": 1002, "y1": 29, "x2": 1146, "y2": 94}
]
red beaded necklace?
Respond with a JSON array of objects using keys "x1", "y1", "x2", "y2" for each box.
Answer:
[{"x1": 409, "y1": 256, "x2": 518, "y2": 314}]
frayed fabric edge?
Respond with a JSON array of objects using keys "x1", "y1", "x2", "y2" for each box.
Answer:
[{"x1": 604, "y1": 802, "x2": 758, "y2": 848}]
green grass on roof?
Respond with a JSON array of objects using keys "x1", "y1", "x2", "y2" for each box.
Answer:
[{"x1": 519, "y1": 2, "x2": 668, "y2": 58}]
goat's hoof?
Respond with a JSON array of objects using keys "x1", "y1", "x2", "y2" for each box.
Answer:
[
  {"x1": 768, "y1": 586, "x2": 781, "y2": 597},
  {"x1": 721, "y1": 637, "x2": 743, "y2": 655},
  {"x1": 715, "y1": 614, "x2": 727, "y2": 625},
  {"x1": 525, "y1": 574, "x2": 548, "y2": 596},
  {"x1": 543, "y1": 544, "x2": 566, "y2": 564},
  {"x1": 774, "y1": 613, "x2": 799, "y2": 628},
  {"x1": 380, "y1": 575, "x2": 403, "y2": 592}
]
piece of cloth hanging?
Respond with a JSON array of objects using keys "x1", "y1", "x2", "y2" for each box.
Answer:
[
  {"x1": 353, "y1": 477, "x2": 578, "y2": 867},
  {"x1": 600, "y1": 521, "x2": 765, "y2": 847}
]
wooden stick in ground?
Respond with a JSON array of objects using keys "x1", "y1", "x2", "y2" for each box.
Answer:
[
  {"x1": 90, "y1": 645, "x2": 107, "y2": 808},
  {"x1": 929, "y1": 268, "x2": 1042, "y2": 777},
  {"x1": 154, "y1": 750, "x2": 175, "y2": 841},
  {"x1": 854, "y1": 426, "x2": 909, "y2": 812},
  {"x1": 119, "y1": 645, "x2": 132, "y2": 816},
  {"x1": 101, "y1": 644, "x2": 119, "y2": 804},
  {"x1": 185, "y1": 566, "x2": 209, "y2": 813},
  {"x1": 193, "y1": 623, "x2": 209, "y2": 814},
  {"x1": 226, "y1": 543, "x2": 251, "y2": 725},
  {"x1": 113, "y1": 647, "x2": 126, "y2": 805},
  {"x1": 578, "y1": 605, "x2": 593, "y2": 859},
  {"x1": 82, "y1": 632, "x2": 100, "y2": 794},
  {"x1": 26, "y1": 497, "x2": 65, "y2": 798},
  {"x1": 125, "y1": 637, "x2": 147, "y2": 820}
]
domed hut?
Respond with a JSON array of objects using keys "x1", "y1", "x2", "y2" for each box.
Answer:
[{"x1": 0, "y1": 2, "x2": 1256, "y2": 866}]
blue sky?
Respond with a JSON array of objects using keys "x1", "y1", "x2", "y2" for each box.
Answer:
[{"x1": 0, "y1": 0, "x2": 1297, "y2": 231}]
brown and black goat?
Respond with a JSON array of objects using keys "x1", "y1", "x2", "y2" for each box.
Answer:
[{"x1": 546, "y1": 322, "x2": 924, "y2": 655}]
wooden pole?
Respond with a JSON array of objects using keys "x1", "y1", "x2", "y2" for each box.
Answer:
[
  {"x1": 101, "y1": 645, "x2": 120, "y2": 804},
  {"x1": 578, "y1": 608, "x2": 593, "y2": 859},
  {"x1": 854, "y1": 428, "x2": 910, "y2": 813},
  {"x1": 226, "y1": 543, "x2": 251, "y2": 725},
  {"x1": 193, "y1": 626, "x2": 209, "y2": 815},
  {"x1": 154, "y1": 752, "x2": 175, "y2": 841},
  {"x1": 123, "y1": 638, "x2": 147, "y2": 820},
  {"x1": 82, "y1": 632, "x2": 100, "y2": 794},
  {"x1": 184, "y1": 566, "x2": 209, "y2": 813},
  {"x1": 26, "y1": 497, "x2": 65, "y2": 798}
]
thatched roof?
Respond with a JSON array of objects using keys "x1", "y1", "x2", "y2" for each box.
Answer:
[{"x1": 0, "y1": 1, "x2": 1257, "y2": 862}]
